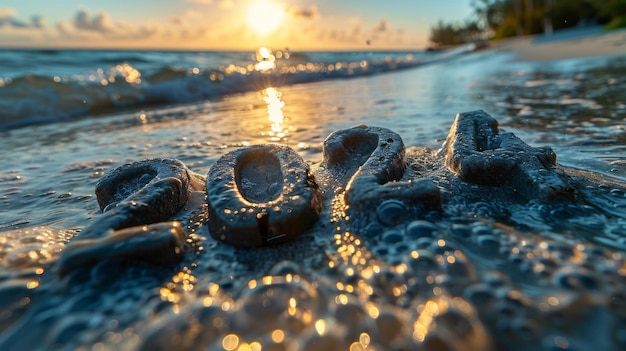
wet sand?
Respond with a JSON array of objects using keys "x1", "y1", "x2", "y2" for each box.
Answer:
[{"x1": 491, "y1": 27, "x2": 626, "y2": 61}]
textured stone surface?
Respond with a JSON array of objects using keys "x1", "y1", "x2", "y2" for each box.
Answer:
[
  {"x1": 322, "y1": 125, "x2": 441, "y2": 212},
  {"x1": 440, "y1": 110, "x2": 575, "y2": 201},
  {"x1": 57, "y1": 158, "x2": 201, "y2": 276},
  {"x1": 58, "y1": 222, "x2": 187, "y2": 277},
  {"x1": 91, "y1": 158, "x2": 197, "y2": 238},
  {"x1": 206, "y1": 144, "x2": 323, "y2": 247},
  {"x1": 2, "y1": 112, "x2": 626, "y2": 351}
]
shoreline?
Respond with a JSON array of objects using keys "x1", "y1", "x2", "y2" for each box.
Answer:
[{"x1": 486, "y1": 26, "x2": 626, "y2": 62}]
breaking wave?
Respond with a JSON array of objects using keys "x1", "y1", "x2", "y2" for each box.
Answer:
[{"x1": 0, "y1": 44, "x2": 475, "y2": 131}]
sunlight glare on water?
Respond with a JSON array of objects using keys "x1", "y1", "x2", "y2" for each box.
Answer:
[
  {"x1": 264, "y1": 87, "x2": 286, "y2": 139},
  {"x1": 255, "y1": 47, "x2": 276, "y2": 72}
]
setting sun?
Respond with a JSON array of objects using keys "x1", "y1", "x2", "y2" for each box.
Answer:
[{"x1": 246, "y1": 1, "x2": 285, "y2": 36}]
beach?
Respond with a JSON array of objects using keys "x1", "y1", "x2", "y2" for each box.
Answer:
[
  {"x1": 1, "y1": 28, "x2": 626, "y2": 351},
  {"x1": 492, "y1": 26, "x2": 626, "y2": 61}
]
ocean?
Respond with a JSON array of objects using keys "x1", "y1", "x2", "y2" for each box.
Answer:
[
  {"x1": 1, "y1": 46, "x2": 625, "y2": 350},
  {"x1": 0, "y1": 47, "x2": 471, "y2": 130}
]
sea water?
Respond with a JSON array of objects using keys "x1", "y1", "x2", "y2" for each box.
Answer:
[{"x1": 0, "y1": 47, "x2": 625, "y2": 350}]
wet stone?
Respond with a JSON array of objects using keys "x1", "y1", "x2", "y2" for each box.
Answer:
[
  {"x1": 206, "y1": 144, "x2": 322, "y2": 247},
  {"x1": 322, "y1": 125, "x2": 442, "y2": 213},
  {"x1": 54, "y1": 158, "x2": 203, "y2": 277},
  {"x1": 440, "y1": 110, "x2": 575, "y2": 202},
  {"x1": 93, "y1": 158, "x2": 196, "y2": 233},
  {"x1": 58, "y1": 221, "x2": 187, "y2": 278},
  {"x1": 14, "y1": 112, "x2": 626, "y2": 351}
]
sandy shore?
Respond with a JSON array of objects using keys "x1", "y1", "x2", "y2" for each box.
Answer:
[{"x1": 491, "y1": 27, "x2": 626, "y2": 61}]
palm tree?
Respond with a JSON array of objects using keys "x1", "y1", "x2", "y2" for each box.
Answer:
[
  {"x1": 544, "y1": 0, "x2": 554, "y2": 35},
  {"x1": 525, "y1": 0, "x2": 534, "y2": 34},
  {"x1": 515, "y1": 0, "x2": 523, "y2": 35}
]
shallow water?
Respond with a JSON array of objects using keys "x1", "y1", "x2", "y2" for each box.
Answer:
[{"x1": 0, "y1": 49, "x2": 625, "y2": 350}]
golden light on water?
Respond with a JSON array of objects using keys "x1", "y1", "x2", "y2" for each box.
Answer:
[
  {"x1": 264, "y1": 87, "x2": 285, "y2": 134},
  {"x1": 413, "y1": 300, "x2": 439, "y2": 342},
  {"x1": 314, "y1": 319, "x2": 327, "y2": 335},
  {"x1": 222, "y1": 334, "x2": 239, "y2": 350},
  {"x1": 255, "y1": 47, "x2": 276, "y2": 72},
  {"x1": 246, "y1": 1, "x2": 285, "y2": 36},
  {"x1": 271, "y1": 329, "x2": 285, "y2": 343}
]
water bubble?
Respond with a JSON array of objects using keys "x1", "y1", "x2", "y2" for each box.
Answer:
[
  {"x1": 552, "y1": 266, "x2": 599, "y2": 291},
  {"x1": 362, "y1": 223, "x2": 383, "y2": 239},
  {"x1": 414, "y1": 237, "x2": 433, "y2": 249},
  {"x1": 463, "y1": 284, "x2": 496, "y2": 307},
  {"x1": 377, "y1": 199, "x2": 408, "y2": 226},
  {"x1": 382, "y1": 229, "x2": 403, "y2": 244},
  {"x1": 408, "y1": 249, "x2": 436, "y2": 271},
  {"x1": 406, "y1": 220, "x2": 438, "y2": 239},
  {"x1": 268, "y1": 260, "x2": 302, "y2": 276},
  {"x1": 451, "y1": 224, "x2": 471, "y2": 238},
  {"x1": 476, "y1": 235, "x2": 500, "y2": 255}
]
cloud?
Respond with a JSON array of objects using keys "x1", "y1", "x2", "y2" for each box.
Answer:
[
  {"x1": 46, "y1": 8, "x2": 170, "y2": 47},
  {"x1": 374, "y1": 18, "x2": 388, "y2": 32},
  {"x1": 2, "y1": 3, "x2": 422, "y2": 50},
  {"x1": 74, "y1": 9, "x2": 113, "y2": 33},
  {"x1": 0, "y1": 8, "x2": 16, "y2": 19},
  {"x1": 0, "y1": 8, "x2": 45, "y2": 29},
  {"x1": 288, "y1": 5, "x2": 319, "y2": 19},
  {"x1": 30, "y1": 15, "x2": 44, "y2": 28}
]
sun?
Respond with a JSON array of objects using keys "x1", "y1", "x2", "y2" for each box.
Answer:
[{"x1": 246, "y1": 1, "x2": 285, "y2": 36}]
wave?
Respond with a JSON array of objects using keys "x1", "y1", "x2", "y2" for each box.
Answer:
[{"x1": 0, "y1": 44, "x2": 476, "y2": 131}]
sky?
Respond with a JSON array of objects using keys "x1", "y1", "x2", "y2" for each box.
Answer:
[{"x1": 0, "y1": 0, "x2": 474, "y2": 50}]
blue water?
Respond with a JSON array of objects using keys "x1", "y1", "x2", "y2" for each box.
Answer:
[
  {"x1": 0, "y1": 46, "x2": 473, "y2": 130},
  {"x1": 1, "y1": 44, "x2": 626, "y2": 350}
]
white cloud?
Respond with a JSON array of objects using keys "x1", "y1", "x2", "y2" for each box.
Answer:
[
  {"x1": 74, "y1": 9, "x2": 113, "y2": 33},
  {"x1": 0, "y1": 8, "x2": 45, "y2": 29}
]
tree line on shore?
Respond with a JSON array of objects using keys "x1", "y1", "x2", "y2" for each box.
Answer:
[{"x1": 429, "y1": 0, "x2": 626, "y2": 48}]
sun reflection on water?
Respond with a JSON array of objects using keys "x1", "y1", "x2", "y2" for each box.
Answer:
[
  {"x1": 264, "y1": 87, "x2": 287, "y2": 140},
  {"x1": 255, "y1": 47, "x2": 276, "y2": 72}
]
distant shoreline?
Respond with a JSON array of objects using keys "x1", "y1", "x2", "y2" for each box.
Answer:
[{"x1": 488, "y1": 26, "x2": 626, "y2": 61}]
